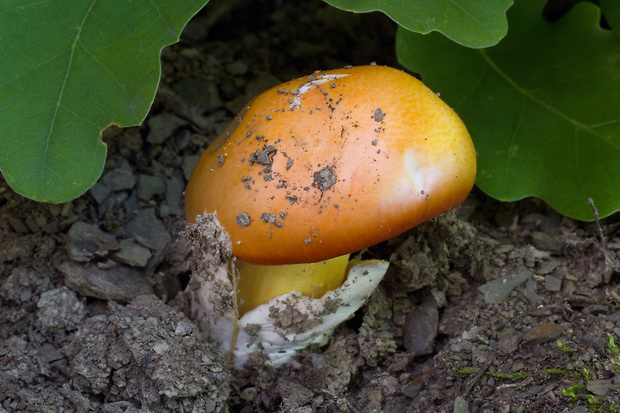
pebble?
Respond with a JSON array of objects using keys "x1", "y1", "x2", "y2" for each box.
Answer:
[
  {"x1": 8, "y1": 216, "x2": 29, "y2": 233},
  {"x1": 478, "y1": 270, "x2": 530, "y2": 305},
  {"x1": 586, "y1": 379, "x2": 611, "y2": 396},
  {"x1": 459, "y1": 340, "x2": 473, "y2": 351},
  {"x1": 36, "y1": 287, "x2": 86, "y2": 332},
  {"x1": 112, "y1": 239, "x2": 152, "y2": 268},
  {"x1": 544, "y1": 275, "x2": 562, "y2": 292},
  {"x1": 164, "y1": 176, "x2": 185, "y2": 216},
  {"x1": 137, "y1": 174, "x2": 165, "y2": 201},
  {"x1": 240, "y1": 387, "x2": 258, "y2": 402},
  {"x1": 37, "y1": 343, "x2": 64, "y2": 363},
  {"x1": 402, "y1": 375, "x2": 423, "y2": 398},
  {"x1": 517, "y1": 383, "x2": 556, "y2": 398},
  {"x1": 125, "y1": 208, "x2": 171, "y2": 270},
  {"x1": 403, "y1": 297, "x2": 438, "y2": 356},
  {"x1": 89, "y1": 182, "x2": 111, "y2": 204},
  {"x1": 100, "y1": 168, "x2": 136, "y2": 192},
  {"x1": 146, "y1": 112, "x2": 189, "y2": 145},
  {"x1": 59, "y1": 261, "x2": 153, "y2": 303},
  {"x1": 523, "y1": 323, "x2": 564, "y2": 345},
  {"x1": 126, "y1": 209, "x2": 170, "y2": 251},
  {"x1": 173, "y1": 78, "x2": 222, "y2": 113},
  {"x1": 97, "y1": 191, "x2": 129, "y2": 219},
  {"x1": 523, "y1": 280, "x2": 542, "y2": 304},
  {"x1": 172, "y1": 129, "x2": 193, "y2": 151},
  {"x1": 535, "y1": 259, "x2": 560, "y2": 275},
  {"x1": 530, "y1": 232, "x2": 563, "y2": 254},
  {"x1": 453, "y1": 396, "x2": 469, "y2": 413},
  {"x1": 497, "y1": 331, "x2": 523, "y2": 355},
  {"x1": 183, "y1": 155, "x2": 200, "y2": 181},
  {"x1": 226, "y1": 60, "x2": 248, "y2": 75},
  {"x1": 66, "y1": 222, "x2": 120, "y2": 262}
]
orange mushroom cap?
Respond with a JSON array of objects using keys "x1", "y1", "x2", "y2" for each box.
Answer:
[{"x1": 185, "y1": 65, "x2": 476, "y2": 265}]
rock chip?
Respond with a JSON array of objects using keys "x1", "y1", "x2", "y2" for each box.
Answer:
[
  {"x1": 164, "y1": 176, "x2": 185, "y2": 216},
  {"x1": 100, "y1": 168, "x2": 136, "y2": 192},
  {"x1": 66, "y1": 222, "x2": 120, "y2": 262},
  {"x1": 146, "y1": 112, "x2": 189, "y2": 145},
  {"x1": 125, "y1": 208, "x2": 171, "y2": 271},
  {"x1": 403, "y1": 296, "x2": 438, "y2": 356},
  {"x1": 586, "y1": 379, "x2": 612, "y2": 396},
  {"x1": 544, "y1": 275, "x2": 562, "y2": 292},
  {"x1": 173, "y1": 78, "x2": 222, "y2": 114},
  {"x1": 137, "y1": 174, "x2": 165, "y2": 201},
  {"x1": 89, "y1": 182, "x2": 111, "y2": 204},
  {"x1": 59, "y1": 261, "x2": 153, "y2": 303},
  {"x1": 524, "y1": 323, "x2": 564, "y2": 345},
  {"x1": 36, "y1": 287, "x2": 86, "y2": 332},
  {"x1": 497, "y1": 331, "x2": 523, "y2": 355},
  {"x1": 112, "y1": 239, "x2": 152, "y2": 268},
  {"x1": 478, "y1": 270, "x2": 530, "y2": 305}
]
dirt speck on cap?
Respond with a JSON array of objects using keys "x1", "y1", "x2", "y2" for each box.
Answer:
[
  {"x1": 235, "y1": 212, "x2": 251, "y2": 227},
  {"x1": 312, "y1": 166, "x2": 337, "y2": 192}
]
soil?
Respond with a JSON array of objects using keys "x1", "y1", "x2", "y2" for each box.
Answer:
[{"x1": 2, "y1": 0, "x2": 620, "y2": 412}]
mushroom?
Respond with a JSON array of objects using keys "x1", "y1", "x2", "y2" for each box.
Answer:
[{"x1": 184, "y1": 65, "x2": 476, "y2": 368}]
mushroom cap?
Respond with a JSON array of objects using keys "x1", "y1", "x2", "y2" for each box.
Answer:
[{"x1": 185, "y1": 65, "x2": 476, "y2": 265}]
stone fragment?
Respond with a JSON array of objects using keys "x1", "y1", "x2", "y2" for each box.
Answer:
[
  {"x1": 403, "y1": 296, "x2": 438, "y2": 356},
  {"x1": 566, "y1": 407, "x2": 588, "y2": 413},
  {"x1": 453, "y1": 396, "x2": 470, "y2": 413},
  {"x1": 38, "y1": 343, "x2": 64, "y2": 363},
  {"x1": 8, "y1": 217, "x2": 29, "y2": 233},
  {"x1": 531, "y1": 231, "x2": 563, "y2": 254},
  {"x1": 478, "y1": 270, "x2": 530, "y2": 304},
  {"x1": 59, "y1": 261, "x2": 153, "y2": 303},
  {"x1": 89, "y1": 182, "x2": 111, "y2": 204},
  {"x1": 173, "y1": 78, "x2": 222, "y2": 113},
  {"x1": 0, "y1": 267, "x2": 50, "y2": 304},
  {"x1": 36, "y1": 287, "x2": 86, "y2": 332},
  {"x1": 402, "y1": 375, "x2": 424, "y2": 398},
  {"x1": 112, "y1": 239, "x2": 152, "y2": 267},
  {"x1": 137, "y1": 174, "x2": 164, "y2": 201},
  {"x1": 125, "y1": 208, "x2": 171, "y2": 271},
  {"x1": 586, "y1": 379, "x2": 612, "y2": 396},
  {"x1": 164, "y1": 176, "x2": 184, "y2": 216},
  {"x1": 523, "y1": 280, "x2": 542, "y2": 304},
  {"x1": 226, "y1": 60, "x2": 248, "y2": 75},
  {"x1": 183, "y1": 155, "x2": 200, "y2": 181},
  {"x1": 544, "y1": 275, "x2": 562, "y2": 292},
  {"x1": 125, "y1": 209, "x2": 170, "y2": 252},
  {"x1": 100, "y1": 168, "x2": 136, "y2": 192},
  {"x1": 66, "y1": 222, "x2": 120, "y2": 262},
  {"x1": 146, "y1": 112, "x2": 189, "y2": 145},
  {"x1": 497, "y1": 331, "x2": 523, "y2": 355},
  {"x1": 524, "y1": 323, "x2": 564, "y2": 345}
]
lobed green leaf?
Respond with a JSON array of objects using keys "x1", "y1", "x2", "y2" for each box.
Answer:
[
  {"x1": 323, "y1": 0, "x2": 513, "y2": 48},
  {"x1": 397, "y1": 0, "x2": 620, "y2": 220},
  {"x1": 0, "y1": 0, "x2": 206, "y2": 203},
  {"x1": 601, "y1": 0, "x2": 620, "y2": 35}
]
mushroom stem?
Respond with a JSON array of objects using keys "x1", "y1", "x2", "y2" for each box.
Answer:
[{"x1": 235, "y1": 254, "x2": 350, "y2": 316}]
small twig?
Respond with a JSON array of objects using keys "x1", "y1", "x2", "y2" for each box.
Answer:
[
  {"x1": 588, "y1": 198, "x2": 613, "y2": 265},
  {"x1": 461, "y1": 353, "x2": 497, "y2": 398}
]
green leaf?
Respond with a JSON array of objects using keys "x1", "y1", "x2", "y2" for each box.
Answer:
[
  {"x1": 324, "y1": 0, "x2": 513, "y2": 48},
  {"x1": 601, "y1": 0, "x2": 620, "y2": 34},
  {"x1": 397, "y1": 0, "x2": 620, "y2": 220},
  {"x1": 0, "y1": 0, "x2": 206, "y2": 203}
]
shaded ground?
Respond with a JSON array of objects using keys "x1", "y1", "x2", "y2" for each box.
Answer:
[{"x1": 2, "y1": 1, "x2": 620, "y2": 412}]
